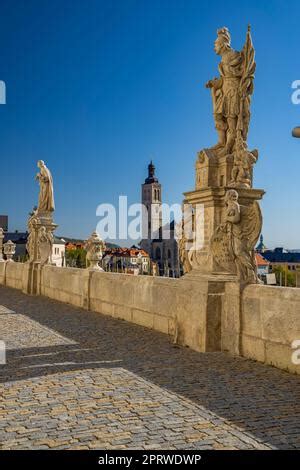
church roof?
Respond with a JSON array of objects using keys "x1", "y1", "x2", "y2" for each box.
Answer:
[
  {"x1": 144, "y1": 161, "x2": 159, "y2": 184},
  {"x1": 263, "y1": 249, "x2": 300, "y2": 263}
]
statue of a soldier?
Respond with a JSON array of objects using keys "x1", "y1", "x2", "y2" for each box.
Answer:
[{"x1": 206, "y1": 26, "x2": 256, "y2": 156}]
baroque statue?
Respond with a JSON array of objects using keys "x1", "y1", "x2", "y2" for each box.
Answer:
[
  {"x1": 36, "y1": 160, "x2": 55, "y2": 213},
  {"x1": 229, "y1": 133, "x2": 258, "y2": 188},
  {"x1": 26, "y1": 161, "x2": 57, "y2": 266},
  {"x1": 211, "y1": 190, "x2": 262, "y2": 283},
  {"x1": 206, "y1": 25, "x2": 256, "y2": 157}
]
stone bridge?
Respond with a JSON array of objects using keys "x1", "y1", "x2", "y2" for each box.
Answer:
[{"x1": 0, "y1": 285, "x2": 299, "y2": 450}]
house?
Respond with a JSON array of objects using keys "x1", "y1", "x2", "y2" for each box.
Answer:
[
  {"x1": 263, "y1": 247, "x2": 300, "y2": 272},
  {"x1": 3, "y1": 231, "x2": 65, "y2": 266},
  {"x1": 52, "y1": 237, "x2": 66, "y2": 267},
  {"x1": 103, "y1": 246, "x2": 150, "y2": 275},
  {"x1": 255, "y1": 252, "x2": 270, "y2": 278}
]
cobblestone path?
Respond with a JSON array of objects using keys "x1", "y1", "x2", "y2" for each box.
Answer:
[{"x1": 0, "y1": 285, "x2": 299, "y2": 450}]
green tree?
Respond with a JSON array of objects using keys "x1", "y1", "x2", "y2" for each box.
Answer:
[
  {"x1": 65, "y1": 248, "x2": 87, "y2": 268},
  {"x1": 273, "y1": 266, "x2": 296, "y2": 287}
]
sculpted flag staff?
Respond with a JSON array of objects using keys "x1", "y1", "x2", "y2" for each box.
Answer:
[{"x1": 237, "y1": 25, "x2": 256, "y2": 142}]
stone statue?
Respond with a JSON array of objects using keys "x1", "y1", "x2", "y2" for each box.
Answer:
[
  {"x1": 205, "y1": 25, "x2": 255, "y2": 156},
  {"x1": 229, "y1": 133, "x2": 258, "y2": 188},
  {"x1": 211, "y1": 189, "x2": 262, "y2": 283},
  {"x1": 36, "y1": 160, "x2": 55, "y2": 213},
  {"x1": 176, "y1": 212, "x2": 194, "y2": 274},
  {"x1": 26, "y1": 209, "x2": 39, "y2": 262}
]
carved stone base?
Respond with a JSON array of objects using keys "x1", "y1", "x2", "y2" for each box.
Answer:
[
  {"x1": 27, "y1": 211, "x2": 57, "y2": 265},
  {"x1": 182, "y1": 185, "x2": 265, "y2": 279}
]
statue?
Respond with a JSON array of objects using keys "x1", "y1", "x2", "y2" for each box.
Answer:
[
  {"x1": 36, "y1": 160, "x2": 55, "y2": 213},
  {"x1": 25, "y1": 160, "x2": 57, "y2": 267},
  {"x1": 205, "y1": 25, "x2": 255, "y2": 156},
  {"x1": 229, "y1": 133, "x2": 258, "y2": 188},
  {"x1": 26, "y1": 209, "x2": 39, "y2": 262},
  {"x1": 211, "y1": 190, "x2": 262, "y2": 283}
]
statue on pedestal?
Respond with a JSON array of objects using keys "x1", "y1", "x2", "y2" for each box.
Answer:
[
  {"x1": 181, "y1": 26, "x2": 264, "y2": 284},
  {"x1": 26, "y1": 161, "x2": 57, "y2": 266}
]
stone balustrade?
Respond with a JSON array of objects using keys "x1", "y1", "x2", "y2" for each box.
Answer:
[{"x1": 0, "y1": 260, "x2": 299, "y2": 375}]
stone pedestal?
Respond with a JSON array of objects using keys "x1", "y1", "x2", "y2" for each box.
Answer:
[
  {"x1": 181, "y1": 147, "x2": 265, "y2": 283},
  {"x1": 24, "y1": 210, "x2": 57, "y2": 295},
  {"x1": 183, "y1": 186, "x2": 264, "y2": 278}
]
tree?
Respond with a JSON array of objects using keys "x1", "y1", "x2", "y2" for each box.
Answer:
[
  {"x1": 273, "y1": 266, "x2": 296, "y2": 287},
  {"x1": 65, "y1": 248, "x2": 87, "y2": 268}
]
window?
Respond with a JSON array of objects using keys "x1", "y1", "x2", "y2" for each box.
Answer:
[{"x1": 155, "y1": 247, "x2": 161, "y2": 259}]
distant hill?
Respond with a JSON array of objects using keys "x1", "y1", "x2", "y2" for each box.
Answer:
[{"x1": 58, "y1": 236, "x2": 119, "y2": 249}]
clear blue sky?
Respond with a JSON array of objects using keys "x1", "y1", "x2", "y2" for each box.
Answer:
[{"x1": 0, "y1": 0, "x2": 299, "y2": 248}]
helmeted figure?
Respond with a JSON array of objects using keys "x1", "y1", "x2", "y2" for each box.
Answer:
[{"x1": 206, "y1": 26, "x2": 255, "y2": 156}]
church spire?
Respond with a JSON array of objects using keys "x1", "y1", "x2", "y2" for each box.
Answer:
[{"x1": 145, "y1": 160, "x2": 158, "y2": 184}]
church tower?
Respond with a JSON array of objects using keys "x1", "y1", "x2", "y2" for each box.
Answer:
[{"x1": 140, "y1": 161, "x2": 162, "y2": 256}]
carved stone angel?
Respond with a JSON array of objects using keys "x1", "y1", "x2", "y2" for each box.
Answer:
[{"x1": 211, "y1": 190, "x2": 262, "y2": 283}]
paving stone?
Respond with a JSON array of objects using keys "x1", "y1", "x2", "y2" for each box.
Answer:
[{"x1": 0, "y1": 285, "x2": 299, "y2": 450}]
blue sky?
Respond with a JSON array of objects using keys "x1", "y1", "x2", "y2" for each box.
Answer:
[{"x1": 0, "y1": 0, "x2": 299, "y2": 247}]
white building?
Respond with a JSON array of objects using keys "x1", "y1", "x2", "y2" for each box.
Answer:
[{"x1": 52, "y1": 237, "x2": 66, "y2": 267}]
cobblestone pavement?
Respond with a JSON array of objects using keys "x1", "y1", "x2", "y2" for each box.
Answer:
[{"x1": 0, "y1": 285, "x2": 299, "y2": 450}]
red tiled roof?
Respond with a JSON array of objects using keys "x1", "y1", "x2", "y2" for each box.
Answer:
[
  {"x1": 255, "y1": 253, "x2": 270, "y2": 266},
  {"x1": 105, "y1": 247, "x2": 149, "y2": 258}
]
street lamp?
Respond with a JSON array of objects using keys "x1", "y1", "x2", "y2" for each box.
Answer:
[{"x1": 292, "y1": 127, "x2": 300, "y2": 138}]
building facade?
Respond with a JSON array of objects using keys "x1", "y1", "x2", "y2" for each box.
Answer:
[
  {"x1": 0, "y1": 215, "x2": 8, "y2": 232},
  {"x1": 263, "y1": 247, "x2": 300, "y2": 272},
  {"x1": 52, "y1": 237, "x2": 66, "y2": 267},
  {"x1": 103, "y1": 247, "x2": 150, "y2": 275},
  {"x1": 140, "y1": 162, "x2": 181, "y2": 277}
]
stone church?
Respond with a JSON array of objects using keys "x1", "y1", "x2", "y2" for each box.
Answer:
[{"x1": 140, "y1": 162, "x2": 181, "y2": 277}]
